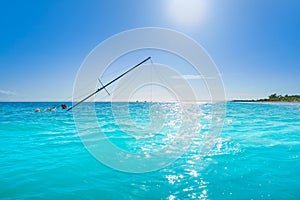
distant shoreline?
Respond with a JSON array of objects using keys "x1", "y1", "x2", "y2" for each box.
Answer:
[
  {"x1": 231, "y1": 100, "x2": 300, "y2": 104},
  {"x1": 231, "y1": 94, "x2": 300, "y2": 104}
]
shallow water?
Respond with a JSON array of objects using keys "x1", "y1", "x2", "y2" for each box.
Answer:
[{"x1": 0, "y1": 102, "x2": 299, "y2": 199}]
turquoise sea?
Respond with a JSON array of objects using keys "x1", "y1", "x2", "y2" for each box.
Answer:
[{"x1": 0, "y1": 102, "x2": 300, "y2": 199}]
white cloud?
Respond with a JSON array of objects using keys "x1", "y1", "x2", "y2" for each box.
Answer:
[
  {"x1": 0, "y1": 89, "x2": 16, "y2": 96},
  {"x1": 172, "y1": 75, "x2": 216, "y2": 80}
]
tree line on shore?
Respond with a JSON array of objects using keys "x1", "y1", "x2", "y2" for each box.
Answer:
[
  {"x1": 258, "y1": 94, "x2": 300, "y2": 102},
  {"x1": 232, "y1": 94, "x2": 300, "y2": 102}
]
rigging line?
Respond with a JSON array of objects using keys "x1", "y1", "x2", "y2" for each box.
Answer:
[
  {"x1": 151, "y1": 59, "x2": 153, "y2": 102},
  {"x1": 98, "y1": 78, "x2": 110, "y2": 96},
  {"x1": 150, "y1": 57, "x2": 153, "y2": 64},
  {"x1": 109, "y1": 67, "x2": 140, "y2": 101},
  {"x1": 49, "y1": 77, "x2": 104, "y2": 109},
  {"x1": 101, "y1": 63, "x2": 132, "y2": 78},
  {"x1": 60, "y1": 78, "x2": 100, "y2": 102},
  {"x1": 67, "y1": 57, "x2": 151, "y2": 111},
  {"x1": 103, "y1": 59, "x2": 152, "y2": 101}
]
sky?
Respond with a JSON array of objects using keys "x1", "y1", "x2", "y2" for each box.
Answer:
[{"x1": 0, "y1": 0, "x2": 299, "y2": 101}]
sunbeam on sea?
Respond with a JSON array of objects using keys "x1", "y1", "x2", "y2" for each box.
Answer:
[{"x1": 0, "y1": 102, "x2": 300, "y2": 199}]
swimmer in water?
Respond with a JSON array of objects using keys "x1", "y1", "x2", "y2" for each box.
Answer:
[
  {"x1": 45, "y1": 107, "x2": 56, "y2": 111},
  {"x1": 34, "y1": 107, "x2": 56, "y2": 112}
]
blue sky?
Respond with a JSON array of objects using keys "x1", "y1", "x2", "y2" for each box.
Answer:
[{"x1": 0, "y1": 0, "x2": 299, "y2": 101}]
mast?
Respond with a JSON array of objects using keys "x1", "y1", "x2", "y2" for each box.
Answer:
[{"x1": 67, "y1": 57, "x2": 151, "y2": 111}]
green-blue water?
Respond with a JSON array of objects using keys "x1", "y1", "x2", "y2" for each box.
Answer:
[{"x1": 0, "y1": 102, "x2": 300, "y2": 199}]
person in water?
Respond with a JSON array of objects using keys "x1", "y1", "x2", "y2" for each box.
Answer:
[
  {"x1": 45, "y1": 107, "x2": 56, "y2": 111},
  {"x1": 34, "y1": 104, "x2": 66, "y2": 112},
  {"x1": 34, "y1": 107, "x2": 55, "y2": 112},
  {"x1": 61, "y1": 104, "x2": 67, "y2": 109}
]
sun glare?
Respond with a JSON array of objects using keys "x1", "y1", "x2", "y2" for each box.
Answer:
[{"x1": 167, "y1": 0, "x2": 206, "y2": 27}]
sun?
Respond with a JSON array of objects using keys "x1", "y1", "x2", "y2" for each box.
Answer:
[{"x1": 167, "y1": 0, "x2": 207, "y2": 27}]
